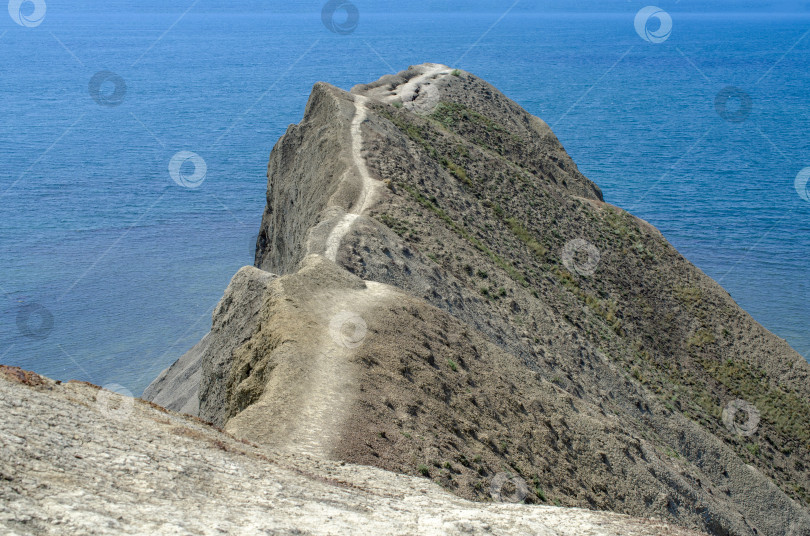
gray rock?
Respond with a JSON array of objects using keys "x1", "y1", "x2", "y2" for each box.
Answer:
[{"x1": 0, "y1": 369, "x2": 706, "y2": 536}]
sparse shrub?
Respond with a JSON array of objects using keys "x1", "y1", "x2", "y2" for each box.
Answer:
[
  {"x1": 376, "y1": 214, "x2": 409, "y2": 237},
  {"x1": 504, "y1": 216, "x2": 546, "y2": 257},
  {"x1": 688, "y1": 328, "x2": 716, "y2": 347},
  {"x1": 532, "y1": 476, "x2": 547, "y2": 502},
  {"x1": 674, "y1": 285, "x2": 702, "y2": 307},
  {"x1": 418, "y1": 464, "x2": 430, "y2": 477},
  {"x1": 441, "y1": 157, "x2": 470, "y2": 185}
]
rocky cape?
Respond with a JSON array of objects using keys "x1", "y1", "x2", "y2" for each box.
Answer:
[
  {"x1": 144, "y1": 64, "x2": 810, "y2": 536},
  {"x1": 4, "y1": 64, "x2": 808, "y2": 535}
]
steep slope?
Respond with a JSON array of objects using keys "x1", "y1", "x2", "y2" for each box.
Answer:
[{"x1": 145, "y1": 64, "x2": 810, "y2": 536}]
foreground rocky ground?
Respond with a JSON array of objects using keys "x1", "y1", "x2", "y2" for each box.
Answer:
[{"x1": 0, "y1": 367, "x2": 704, "y2": 535}]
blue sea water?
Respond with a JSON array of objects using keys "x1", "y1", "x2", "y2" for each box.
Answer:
[{"x1": 1, "y1": 1, "x2": 809, "y2": 396}]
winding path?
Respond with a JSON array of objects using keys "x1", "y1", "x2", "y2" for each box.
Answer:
[
  {"x1": 325, "y1": 94, "x2": 376, "y2": 262},
  {"x1": 391, "y1": 63, "x2": 453, "y2": 112},
  {"x1": 283, "y1": 281, "x2": 392, "y2": 458},
  {"x1": 324, "y1": 66, "x2": 452, "y2": 263},
  {"x1": 303, "y1": 66, "x2": 455, "y2": 456}
]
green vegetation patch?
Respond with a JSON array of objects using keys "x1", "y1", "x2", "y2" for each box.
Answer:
[
  {"x1": 603, "y1": 207, "x2": 638, "y2": 241},
  {"x1": 702, "y1": 358, "x2": 810, "y2": 448},
  {"x1": 440, "y1": 157, "x2": 471, "y2": 186},
  {"x1": 379, "y1": 108, "x2": 439, "y2": 160},
  {"x1": 376, "y1": 214, "x2": 409, "y2": 236},
  {"x1": 400, "y1": 183, "x2": 526, "y2": 285},
  {"x1": 504, "y1": 216, "x2": 546, "y2": 258},
  {"x1": 687, "y1": 328, "x2": 716, "y2": 348},
  {"x1": 552, "y1": 266, "x2": 622, "y2": 335},
  {"x1": 674, "y1": 285, "x2": 702, "y2": 308},
  {"x1": 430, "y1": 102, "x2": 511, "y2": 135}
]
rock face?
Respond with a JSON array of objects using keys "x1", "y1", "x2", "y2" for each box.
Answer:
[
  {"x1": 144, "y1": 267, "x2": 276, "y2": 419},
  {"x1": 144, "y1": 64, "x2": 810, "y2": 536},
  {"x1": 0, "y1": 368, "x2": 705, "y2": 536}
]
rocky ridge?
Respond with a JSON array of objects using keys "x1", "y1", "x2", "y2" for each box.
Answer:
[{"x1": 140, "y1": 63, "x2": 810, "y2": 536}]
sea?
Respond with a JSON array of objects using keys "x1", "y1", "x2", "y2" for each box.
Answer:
[{"x1": 1, "y1": 0, "x2": 809, "y2": 396}]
